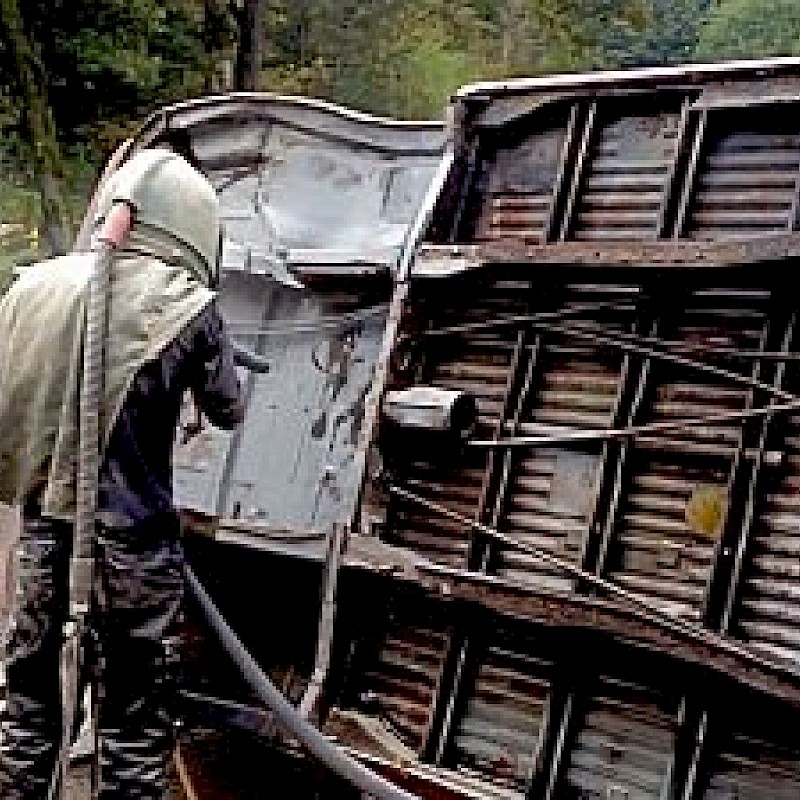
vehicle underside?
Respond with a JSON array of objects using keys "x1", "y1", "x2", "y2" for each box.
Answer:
[{"x1": 62, "y1": 59, "x2": 800, "y2": 798}]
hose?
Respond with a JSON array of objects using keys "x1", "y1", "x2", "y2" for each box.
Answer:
[
  {"x1": 232, "y1": 340, "x2": 271, "y2": 373},
  {"x1": 49, "y1": 203, "x2": 135, "y2": 800},
  {"x1": 183, "y1": 564, "x2": 419, "y2": 800}
]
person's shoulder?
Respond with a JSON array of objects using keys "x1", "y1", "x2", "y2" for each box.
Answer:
[{"x1": 13, "y1": 254, "x2": 92, "y2": 292}]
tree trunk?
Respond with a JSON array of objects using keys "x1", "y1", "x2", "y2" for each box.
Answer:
[
  {"x1": 234, "y1": 0, "x2": 264, "y2": 91},
  {"x1": 202, "y1": 0, "x2": 234, "y2": 92},
  {"x1": 0, "y1": 0, "x2": 71, "y2": 256}
]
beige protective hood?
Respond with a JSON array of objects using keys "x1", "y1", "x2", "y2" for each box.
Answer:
[{"x1": 0, "y1": 150, "x2": 221, "y2": 517}]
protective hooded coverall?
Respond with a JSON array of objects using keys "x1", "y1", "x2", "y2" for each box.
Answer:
[{"x1": 0, "y1": 149, "x2": 244, "y2": 798}]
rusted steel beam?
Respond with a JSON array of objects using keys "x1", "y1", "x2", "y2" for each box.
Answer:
[
  {"x1": 672, "y1": 110, "x2": 707, "y2": 238},
  {"x1": 413, "y1": 234, "x2": 800, "y2": 276},
  {"x1": 656, "y1": 97, "x2": 693, "y2": 238},
  {"x1": 514, "y1": 319, "x2": 798, "y2": 402},
  {"x1": 544, "y1": 103, "x2": 582, "y2": 241},
  {"x1": 423, "y1": 323, "x2": 541, "y2": 764},
  {"x1": 468, "y1": 397, "x2": 800, "y2": 449},
  {"x1": 343, "y1": 537, "x2": 800, "y2": 709},
  {"x1": 557, "y1": 102, "x2": 597, "y2": 241},
  {"x1": 379, "y1": 485, "x2": 800, "y2": 688},
  {"x1": 581, "y1": 312, "x2": 656, "y2": 577},
  {"x1": 180, "y1": 508, "x2": 800, "y2": 712}
]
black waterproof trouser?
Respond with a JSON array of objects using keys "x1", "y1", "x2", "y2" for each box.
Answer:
[{"x1": 0, "y1": 509, "x2": 184, "y2": 799}]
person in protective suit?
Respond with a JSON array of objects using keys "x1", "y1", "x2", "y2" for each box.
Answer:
[{"x1": 0, "y1": 149, "x2": 244, "y2": 798}]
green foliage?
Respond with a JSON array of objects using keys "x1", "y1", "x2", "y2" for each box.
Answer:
[
  {"x1": 696, "y1": 0, "x2": 800, "y2": 60},
  {"x1": 40, "y1": 0, "x2": 213, "y2": 156},
  {"x1": 1, "y1": 0, "x2": 224, "y2": 267},
  {"x1": 597, "y1": 0, "x2": 713, "y2": 66},
  {"x1": 329, "y1": 2, "x2": 493, "y2": 118},
  {"x1": 0, "y1": 176, "x2": 39, "y2": 289},
  {"x1": 0, "y1": 0, "x2": 796, "y2": 277}
]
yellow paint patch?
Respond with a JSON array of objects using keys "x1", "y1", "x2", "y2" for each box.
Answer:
[{"x1": 685, "y1": 484, "x2": 728, "y2": 540}]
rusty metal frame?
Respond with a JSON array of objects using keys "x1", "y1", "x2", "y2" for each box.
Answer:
[
  {"x1": 421, "y1": 323, "x2": 543, "y2": 770},
  {"x1": 167, "y1": 60, "x2": 800, "y2": 799},
  {"x1": 557, "y1": 102, "x2": 597, "y2": 241},
  {"x1": 656, "y1": 97, "x2": 695, "y2": 239},
  {"x1": 544, "y1": 103, "x2": 584, "y2": 242}
]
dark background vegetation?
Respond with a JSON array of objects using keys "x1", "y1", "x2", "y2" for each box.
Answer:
[{"x1": 0, "y1": 0, "x2": 798, "y2": 279}]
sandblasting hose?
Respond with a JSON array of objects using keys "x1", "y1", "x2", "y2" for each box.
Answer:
[
  {"x1": 183, "y1": 564, "x2": 419, "y2": 800},
  {"x1": 48, "y1": 203, "x2": 134, "y2": 800},
  {"x1": 231, "y1": 340, "x2": 271, "y2": 373}
]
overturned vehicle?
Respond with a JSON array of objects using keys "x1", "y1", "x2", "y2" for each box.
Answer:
[{"x1": 84, "y1": 59, "x2": 800, "y2": 798}]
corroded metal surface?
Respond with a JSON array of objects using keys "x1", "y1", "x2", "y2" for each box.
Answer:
[
  {"x1": 336, "y1": 59, "x2": 800, "y2": 800},
  {"x1": 73, "y1": 66, "x2": 800, "y2": 799}
]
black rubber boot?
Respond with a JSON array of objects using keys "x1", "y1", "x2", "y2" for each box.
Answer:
[{"x1": 0, "y1": 511, "x2": 70, "y2": 798}]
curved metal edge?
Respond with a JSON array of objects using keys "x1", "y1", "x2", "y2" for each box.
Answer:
[
  {"x1": 455, "y1": 55, "x2": 800, "y2": 99},
  {"x1": 133, "y1": 93, "x2": 447, "y2": 156}
]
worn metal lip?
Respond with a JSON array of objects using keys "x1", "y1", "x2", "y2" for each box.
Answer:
[
  {"x1": 455, "y1": 56, "x2": 800, "y2": 99},
  {"x1": 410, "y1": 235, "x2": 800, "y2": 280},
  {"x1": 691, "y1": 92, "x2": 800, "y2": 110},
  {"x1": 134, "y1": 92, "x2": 447, "y2": 156},
  {"x1": 156, "y1": 91, "x2": 445, "y2": 129}
]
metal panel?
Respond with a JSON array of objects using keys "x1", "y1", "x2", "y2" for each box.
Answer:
[
  {"x1": 200, "y1": 121, "x2": 439, "y2": 276},
  {"x1": 569, "y1": 100, "x2": 684, "y2": 241},
  {"x1": 355, "y1": 605, "x2": 451, "y2": 754},
  {"x1": 386, "y1": 287, "x2": 527, "y2": 567},
  {"x1": 159, "y1": 97, "x2": 446, "y2": 528},
  {"x1": 733, "y1": 407, "x2": 800, "y2": 663},
  {"x1": 493, "y1": 287, "x2": 638, "y2": 590},
  {"x1": 172, "y1": 273, "x2": 269, "y2": 514},
  {"x1": 702, "y1": 732, "x2": 800, "y2": 800},
  {"x1": 218, "y1": 288, "x2": 388, "y2": 530},
  {"x1": 685, "y1": 110, "x2": 800, "y2": 239},
  {"x1": 604, "y1": 289, "x2": 771, "y2": 619},
  {"x1": 558, "y1": 678, "x2": 680, "y2": 800},
  {"x1": 475, "y1": 112, "x2": 573, "y2": 244},
  {"x1": 450, "y1": 633, "x2": 552, "y2": 797}
]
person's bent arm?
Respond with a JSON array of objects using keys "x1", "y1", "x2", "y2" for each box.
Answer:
[{"x1": 189, "y1": 302, "x2": 245, "y2": 429}]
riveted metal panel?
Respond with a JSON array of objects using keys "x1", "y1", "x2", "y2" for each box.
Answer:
[
  {"x1": 449, "y1": 632, "x2": 553, "y2": 797},
  {"x1": 568, "y1": 100, "x2": 684, "y2": 242},
  {"x1": 558, "y1": 678, "x2": 680, "y2": 800},
  {"x1": 685, "y1": 110, "x2": 800, "y2": 239}
]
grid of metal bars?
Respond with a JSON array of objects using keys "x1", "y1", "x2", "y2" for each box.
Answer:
[{"x1": 342, "y1": 78, "x2": 800, "y2": 800}]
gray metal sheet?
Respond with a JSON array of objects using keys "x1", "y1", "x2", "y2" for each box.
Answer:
[
  {"x1": 201, "y1": 122, "x2": 438, "y2": 277},
  {"x1": 215, "y1": 282, "x2": 387, "y2": 529},
  {"x1": 156, "y1": 96, "x2": 446, "y2": 527}
]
